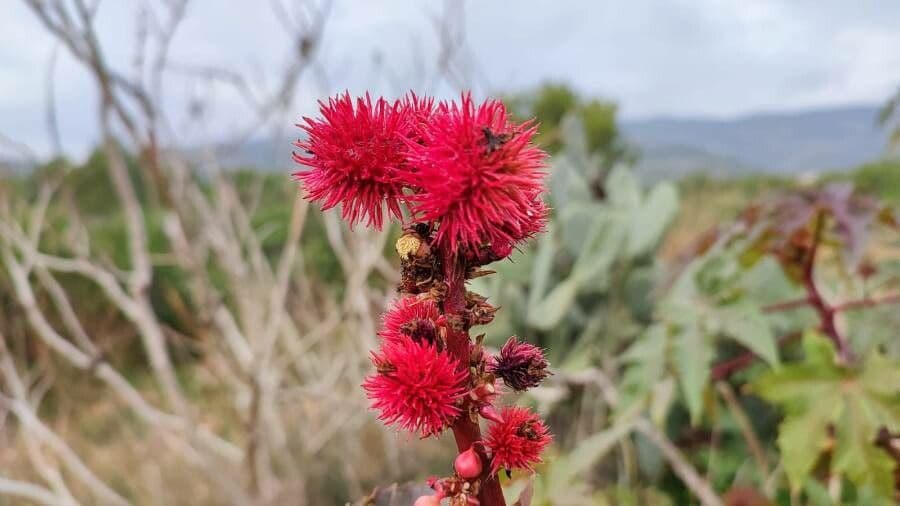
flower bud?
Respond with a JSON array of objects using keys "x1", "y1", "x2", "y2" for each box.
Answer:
[
  {"x1": 414, "y1": 494, "x2": 441, "y2": 506},
  {"x1": 478, "y1": 404, "x2": 504, "y2": 424},
  {"x1": 488, "y1": 336, "x2": 551, "y2": 391},
  {"x1": 454, "y1": 446, "x2": 483, "y2": 479},
  {"x1": 469, "y1": 381, "x2": 496, "y2": 401},
  {"x1": 396, "y1": 231, "x2": 429, "y2": 260}
]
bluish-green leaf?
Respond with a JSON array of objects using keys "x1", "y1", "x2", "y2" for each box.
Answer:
[
  {"x1": 674, "y1": 324, "x2": 712, "y2": 424},
  {"x1": 717, "y1": 303, "x2": 780, "y2": 367},
  {"x1": 627, "y1": 181, "x2": 678, "y2": 256},
  {"x1": 527, "y1": 277, "x2": 578, "y2": 331}
]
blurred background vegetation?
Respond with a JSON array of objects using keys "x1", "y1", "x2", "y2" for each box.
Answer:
[
  {"x1": 2, "y1": 1, "x2": 900, "y2": 504},
  {"x1": 3, "y1": 81, "x2": 900, "y2": 505}
]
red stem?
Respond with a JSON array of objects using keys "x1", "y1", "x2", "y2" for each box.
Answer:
[
  {"x1": 803, "y1": 212, "x2": 852, "y2": 362},
  {"x1": 711, "y1": 331, "x2": 800, "y2": 380},
  {"x1": 442, "y1": 250, "x2": 506, "y2": 506},
  {"x1": 762, "y1": 297, "x2": 811, "y2": 314},
  {"x1": 833, "y1": 292, "x2": 900, "y2": 312},
  {"x1": 761, "y1": 292, "x2": 899, "y2": 316},
  {"x1": 711, "y1": 213, "x2": 897, "y2": 379}
]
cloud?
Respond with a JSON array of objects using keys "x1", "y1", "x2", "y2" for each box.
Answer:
[{"x1": 0, "y1": 0, "x2": 898, "y2": 158}]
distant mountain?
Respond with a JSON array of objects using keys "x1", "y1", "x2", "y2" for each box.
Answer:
[
  {"x1": 622, "y1": 104, "x2": 891, "y2": 179},
  {"x1": 215, "y1": 104, "x2": 893, "y2": 179}
]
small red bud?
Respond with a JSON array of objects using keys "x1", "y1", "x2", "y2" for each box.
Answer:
[
  {"x1": 454, "y1": 445, "x2": 483, "y2": 479},
  {"x1": 414, "y1": 494, "x2": 441, "y2": 506},
  {"x1": 469, "y1": 381, "x2": 496, "y2": 401},
  {"x1": 478, "y1": 404, "x2": 504, "y2": 424}
]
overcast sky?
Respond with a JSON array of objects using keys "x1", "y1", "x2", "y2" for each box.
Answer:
[{"x1": 1, "y1": 0, "x2": 899, "y2": 159}]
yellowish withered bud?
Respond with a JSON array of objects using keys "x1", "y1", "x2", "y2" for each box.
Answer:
[
  {"x1": 396, "y1": 233, "x2": 421, "y2": 259},
  {"x1": 396, "y1": 232, "x2": 430, "y2": 260}
]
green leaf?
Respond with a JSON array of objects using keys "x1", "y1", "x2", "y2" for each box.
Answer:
[
  {"x1": 549, "y1": 143, "x2": 591, "y2": 208},
  {"x1": 527, "y1": 277, "x2": 578, "y2": 331},
  {"x1": 571, "y1": 213, "x2": 626, "y2": 286},
  {"x1": 833, "y1": 397, "x2": 895, "y2": 498},
  {"x1": 558, "y1": 201, "x2": 606, "y2": 255},
  {"x1": 627, "y1": 181, "x2": 678, "y2": 256},
  {"x1": 649, "y1": 377, "x2": 676, "y2": 427},
  {"x1": 716, "y1": 303, "x2": 780, "y2": 367},
  {"x1": 862, "y1": 352, "x2": 900, "y2": 395},
  {"x1": 802, "y1": 330, "x2": 837, "y2": 367},
  {"x1": 803, "y1": 480, "x2": 835, "y2": 506},
  {"x1": 674, "y1": 324, "x2": 712, "y2": 425},
  {"x1": 562, "y1": 420, "x2": 636, "y2": 481},
  {"x1": 753, "y1": 334, "x2": 900, "y2": 498},
  {"x1": 606, "y1": 165, "x2": 641, "y2": 209},
  {"x1": 776, "y1": 397, "x2": 837, "y2": 490},
  {"x1": 619, "y1": 325, "x2": 669, "y2": 414},
  {"x1": 527, "y1": 225, "x2": 557, "y2": 311}
]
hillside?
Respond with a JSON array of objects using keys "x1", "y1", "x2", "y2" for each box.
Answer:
[
  {"x1": 198, "y1": 104, "x2": 895, "y2": 179},
  {"x1": 622, "y1": 104, "x2": 890, "y2": 178}
]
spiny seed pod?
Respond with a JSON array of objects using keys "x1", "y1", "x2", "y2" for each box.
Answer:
[
  {"x1": 489, "y1": 336, "x2": 551, "y2": 392},
  {"x1": 485, "y1": 406, "x2": 552, "y2": 476},
  {"x1": 454, "y1": 446, "x2": 483, "y2": 479},
  {"x1": 298, "y1": 92, "x2": 554, "y2": 504},
  {"x1": 465, "y1": 292, "x2": 498, "y2": 327}
]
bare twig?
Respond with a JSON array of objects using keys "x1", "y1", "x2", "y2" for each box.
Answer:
[
  {"x1": 0, "y1": 477, "x2": 59, "y2": 506},
  {"x1": 716, "y1": 381, "x2": 769, "y2": 478},
  {"x1": 635, "y1": 419, "x2": 724, "y2": 506},
  {"x1": 556, "y1": 367, "x2": 724, "y2": 506}
]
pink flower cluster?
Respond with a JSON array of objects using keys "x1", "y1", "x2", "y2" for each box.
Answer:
[
  {"x1": 294, "y1": 92, "x2": 548, "y2": 257},
  {"x1": 294, "y1": 92, "x2": 553, "y2": 505}
]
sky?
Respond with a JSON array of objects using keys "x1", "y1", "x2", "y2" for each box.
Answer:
[{"x1": 1, "y1": 0, "x2": 899, "y2": 159}]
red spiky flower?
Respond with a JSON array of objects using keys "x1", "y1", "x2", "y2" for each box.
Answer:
[
  {"x1": 293, "y1": 92, "x2": 411, "y2": 229},
  {"x1": 489, "y1": 336, "x2": 551, "y2": 392},
  {"x1": 295, "y1": 92, "x2": 554, "y2": 504},
  {"x1": 402, "y1": 92, "x2": 437, "y2": 138},
  {"x1": 363, "y1": 339, "x2": 468, "y2": 438},
  {"x1": 407, "y1": 93, "x2": 548, "y2": 257},
  {"x1": 379, "y1": 296, "x2": 443, "y2": 348},
  {"x1": 484, "y1": 406, "x2": 552, "y2": 475}
]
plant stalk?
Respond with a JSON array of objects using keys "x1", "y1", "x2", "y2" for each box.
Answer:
[
  {"x1": 804, "y1": 212, "x2": 852, "y2": 362},
  {"x1": 442, "y1": 249, "x2": 506, "y2": 506}
]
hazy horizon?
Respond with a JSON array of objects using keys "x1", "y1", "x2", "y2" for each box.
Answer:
[{"x1": 2, "y1": 0, "x2": 899, "y2": 159}]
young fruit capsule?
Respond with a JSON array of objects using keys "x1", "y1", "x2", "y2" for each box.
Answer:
[
  {"x1": 478, "y1": 404, "x2": 504, "y2": 424},
  {"x1": 413, "y1": 494, "x2": 441, "y2": 506},
  {"x1": 469, "y1": 381, "x2": 496, "y2": 401},
  {"x1": 454, "y1": 446, "x2": 483, "y2": 479}
]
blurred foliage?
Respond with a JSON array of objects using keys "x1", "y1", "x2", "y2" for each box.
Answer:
[
  {"x1": 831, "y1": 159, "x2": 900, "y2": 204},
  {"x1": 471, "y1": 114, "x2": 677, "y2": 368},
  {"x1": 755, "y1": 331, "x2": 900, "y2": 498},
  {"x1": 471, "y1": 103, "x2": 900, "y2": 504},
  {"x1": 879, "y1": 85, "x2": 900, "y2": 150},
  {"x1": 0, "y1": 152, "x2": 344, "y2": 362},
  {"x1": 506, "y1": 82, "x2": 637, "y2": 170},
  {"x1": 4, "y1": 85, "x2": 900, "y2": 505}
]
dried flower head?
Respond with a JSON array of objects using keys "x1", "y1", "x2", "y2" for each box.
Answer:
[
  {"x1": 489, "y1": 336, "x2": 551, "y2": 391},
  {"x1": 293, "y1": 93, "x2": 411, "y2": 229},
  {"x1": 484, "y1": 406, "x2": 552, "y2": 475},
  {"x1": 380, "y1": 296, "x2": 443, "y2": 348},
  {"x1": 363, "y1": 339, "x2": 468, "y2": 437},
  {"x1": 407, "y1": 93, "x2": 548, "y2": 257}
]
